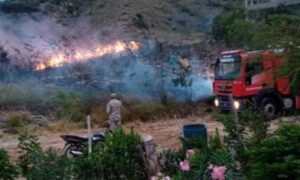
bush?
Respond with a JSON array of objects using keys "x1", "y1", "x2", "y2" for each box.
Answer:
[
  {"x1": 180, "y1": 137, "x2": 207, "y2": 151},
  {"x1": 7, "y1": 113, "x2": 31, "y2": 128},
  {"x1": 16, "y1": 130, "x2": 147, "y2": 180},
  {"x1": 239, "y1": 110, "x2": 267, "y2": 145},
  {"x1": 100, "y1": 129, "x2": 147, "y2": 179},
  {"x1": 161, "y1": 131, "x2": 239, "y2": 180},
  {"x1": 56, "y1": 92, "x2": 86, "y2": 122},
  {"x1": 73, "y1": 129, "x2": 147, "y2": 180},
  {"x1": 7, "y1": 113, "x2": 33, "y2": 134},
  {"x1": 246, "y1": 125, "x2": 300, "y2": 180},
  {"x1": 129, "y1": 102, "x2": 166, "y2": 121},
  {"x1": 90, "y1": 105, "x2": 108, "y2": 127},
  {"x1": 0, "y1": 148, "x2": 18, "y2": 180},
  {"x1": 159, "y1": 149, "x2": 179, "y2": 176},
  {"x1": 18, "y1": 134, "x2": 72, "y2": 180}
]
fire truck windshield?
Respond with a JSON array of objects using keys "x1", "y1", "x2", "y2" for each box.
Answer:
[{"x1": 215, "y1": 56, "x2": 241, "y2": 80}]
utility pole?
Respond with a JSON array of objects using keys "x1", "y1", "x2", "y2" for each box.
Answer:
[
  {"x1": 87, "y1": 114, "x2": 92, "y2": 158},
  {"x1": 245, "y1": 0, "x2": 249, "y2": 21}
]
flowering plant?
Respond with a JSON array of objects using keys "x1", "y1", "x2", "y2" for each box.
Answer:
[
  {"x1": 179, "y1": 160, "x2": 190, "y2": 172},
  {"x1": 185, "y1": 149, "x2": 195, "y2": 159},
  {"x1": 178, "y1": 149, "x2": 195, "y2": 172},
  {"x1": 208, "y1": 164, "x2": 227, "y2": 180}
]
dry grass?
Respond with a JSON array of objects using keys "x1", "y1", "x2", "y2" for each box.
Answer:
[
  {"x1": 0, "y1": 130, "x2": 4, "y2": 139},
  {"x1": 34, "y1": 121, "x2": 83, "y2": 135}
]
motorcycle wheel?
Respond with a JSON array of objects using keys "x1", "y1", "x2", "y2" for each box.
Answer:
[{"x1": 65, "y1": 144, "x2": 82, "y2": 159}]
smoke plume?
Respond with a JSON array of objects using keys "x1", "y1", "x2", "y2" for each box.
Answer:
[{"x1": 0, "y1": 13, "x2": 212, "y2": 102}]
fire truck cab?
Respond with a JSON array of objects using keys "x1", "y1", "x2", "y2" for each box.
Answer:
[{"x1": 213, "y1": 49, "x2": 300, "y2": 118}]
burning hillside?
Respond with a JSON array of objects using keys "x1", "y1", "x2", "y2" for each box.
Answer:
[
  {"x1": 0, "y1": 0, "x2": 218, "y2": 103},
  {"x1": 35, "y1": 41, "x2": 139, "y2": 71}
]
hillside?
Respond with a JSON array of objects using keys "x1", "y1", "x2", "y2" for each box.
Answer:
[
  {"x1": 0, "y1": 0, "x2": 225, "y2": 109},
  {"x1": 0, "y1": 0, "x2": 223, "y2": 46},
  {"x1": 89, "y1": 0, "x2": 221, "y2": 45}
]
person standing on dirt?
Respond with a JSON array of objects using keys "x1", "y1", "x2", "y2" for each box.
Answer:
[{"x1": 106, "y1": 93, "x2": 122, "y2": 131}]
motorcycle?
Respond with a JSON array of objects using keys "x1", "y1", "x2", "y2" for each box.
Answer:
[{"x1": 61, "y1": 132, "x2": 105, "y2": 158}]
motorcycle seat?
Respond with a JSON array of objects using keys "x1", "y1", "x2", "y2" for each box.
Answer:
[{"x1": 61, "y1": 135, "x2": 88, "y2": 143}]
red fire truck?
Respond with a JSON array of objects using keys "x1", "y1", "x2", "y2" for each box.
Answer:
[{"x1": 213, "y1": 49, "x2": 300, "y2": 118}]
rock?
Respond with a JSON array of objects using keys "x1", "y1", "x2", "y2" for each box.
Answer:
[{"x1": 30, "y1": 115, "x2": 49, "y2": 126}]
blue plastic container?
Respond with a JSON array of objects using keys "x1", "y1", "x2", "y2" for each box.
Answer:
[{"x1": 183, "y1": 124, "x2": 207, "y2": 140}]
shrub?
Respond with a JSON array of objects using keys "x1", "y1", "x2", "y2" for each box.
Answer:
[
  {"x1": 216, "y1": 114, "x2": 236, "y2": 144},
  {"x1": 180, "y1": 137, "x2": 207, "y2": 152},
  {"x1": 129, "y1": 102, "x2": 166, "y2": 121},
  {"x1": 7, "y1": 113, "x2": 31, "y2": 128},
  {"x1": 163, "y1": 132, "x2": 239, "y2": 180},
  {"x1": 73, "y1": 129, "x2": 147, "y2": 180},
  {"x1": 168, "y1": 148, "x2": 237, "y2": 180},
  {"x1": 18, "y1": 134, "x2": 72, "y2": 180},
  {"x1": 101, "y1": 130, "x2": 147, "y2": 179},
  {"x1": 56, "y1": 92, "x2": 86, "y2": 122},
  {"x1": 239, "y1": 110, "x2": 267, "y2": 145},
  {"x1": 0, "y1": 148, "x2": 18, "y2": 180},
  {"x1": 159, "y1": 149, "x2": 179, "y2": 176},
  {"x1": 246, "y1": 125, "x2": 300, "y2": 180},
  {"x1": 7, "y1": 113, "x2": 32, "y2": 134},
  {"x1": 217, "y1": 110, "x2": 268, "y2": 157},
  {"x1": 91, "y1": 105, "x2": 109, "y2": 127}
]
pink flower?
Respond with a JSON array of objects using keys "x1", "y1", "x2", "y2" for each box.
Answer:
[
  {"x1": 180, "y1": 160, "x2": 190, "y2": 172},
  {"x1": 151, "y1": 176, "x2": 158, "y2": 180},
  {"x1": 163, "y1": 176, "x2": 171, "y2": 180},
  {"x1": 211, "y1": 166, "x2": 227, "y2": 180},
  {"x1": 185, "y1": 149, "x2": 195, "y2": 159}
]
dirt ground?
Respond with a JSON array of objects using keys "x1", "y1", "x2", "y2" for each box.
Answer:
[
  {"x1": 0, "y1": 114, "x2": 224, "y2": 159},
  {"x1": 2, "y1": 114, "x2": 299, "y2": 161}
]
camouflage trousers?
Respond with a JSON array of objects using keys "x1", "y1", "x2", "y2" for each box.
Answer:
[{"x1": 108, "y1": 119, "x2": 121, "y2": 131}]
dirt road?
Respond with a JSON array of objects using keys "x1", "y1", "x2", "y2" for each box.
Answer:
[{"x1": 1, "y1": 115, "x2": 223, "y2": 159}]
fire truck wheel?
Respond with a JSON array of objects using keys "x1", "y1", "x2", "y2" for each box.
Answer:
[{"x1": 260, "y1": 98, "x2": 279, "y2": 119}]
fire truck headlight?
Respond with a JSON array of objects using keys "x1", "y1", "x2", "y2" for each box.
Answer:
[
  {"x1": 233, "y1": 100, "x2": 240, "y2": 110},
  {"x1": 214, "y1": 98, "x2": 219, "y2": 107}
]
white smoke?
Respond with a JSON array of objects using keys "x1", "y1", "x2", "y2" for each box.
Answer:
[{"x1": 0, "y1": 13, "x2": 213, "y2": 101}]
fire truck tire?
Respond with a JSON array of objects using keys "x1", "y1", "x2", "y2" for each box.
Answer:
[{"x1": 260, "y1": 98, "x2": 279, "y2": 119}]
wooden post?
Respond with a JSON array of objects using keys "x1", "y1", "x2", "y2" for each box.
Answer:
[
  {"x1": 87, "y1": 114, "x2": 92, "y2": 158},
  {"x1": 142, "y1": 135, "x2": 160, "y2": 178}
]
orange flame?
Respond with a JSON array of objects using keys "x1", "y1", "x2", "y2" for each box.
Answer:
[{"x1": 35, "y1": 40, "x2": 139, "y2": 71}]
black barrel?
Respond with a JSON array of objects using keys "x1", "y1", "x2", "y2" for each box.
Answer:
[{"x1": 183, "y1": 124, "x2": 207, "y2": 140}]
